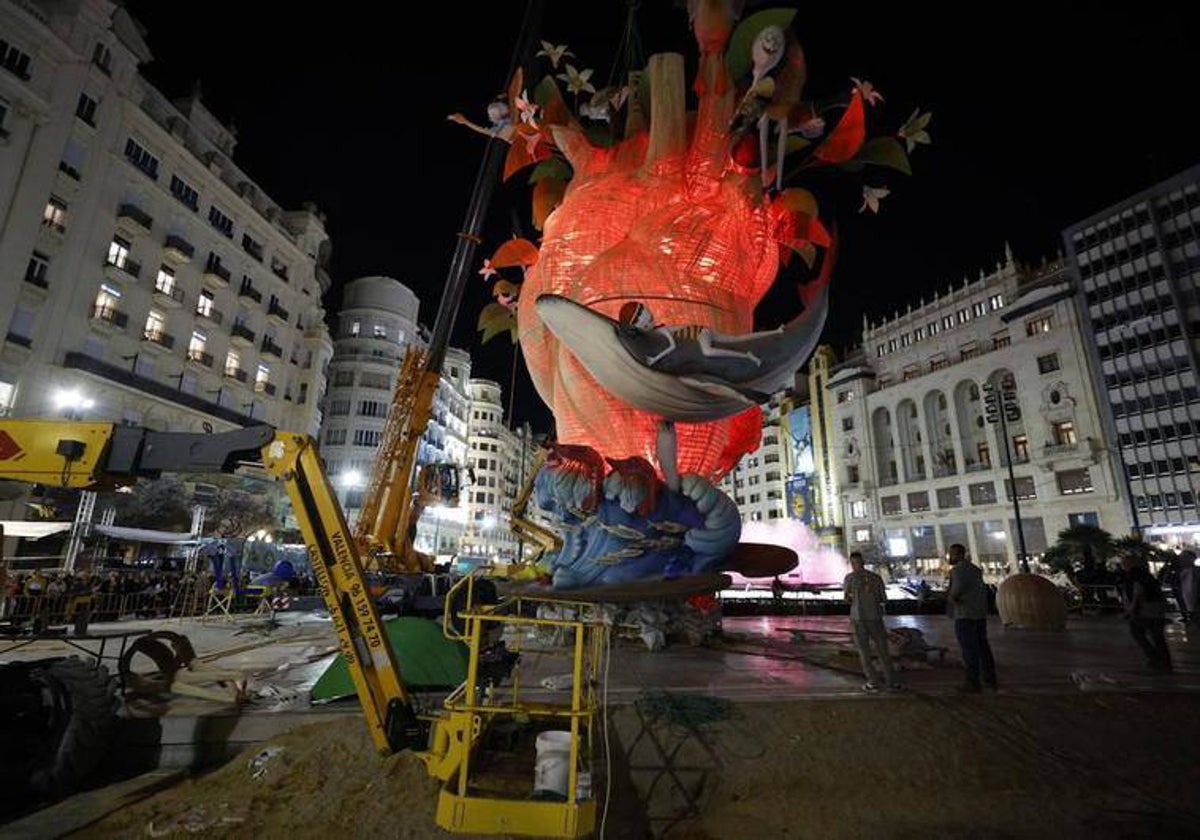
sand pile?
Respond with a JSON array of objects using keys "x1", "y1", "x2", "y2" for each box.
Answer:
[{"x1": 79, "y1": 722, "x2": 475, "y2": 839}]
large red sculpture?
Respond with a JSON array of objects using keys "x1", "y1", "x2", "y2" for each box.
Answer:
[{"x1": 518, "y1": 48, "x2": 776, "y2": 480}]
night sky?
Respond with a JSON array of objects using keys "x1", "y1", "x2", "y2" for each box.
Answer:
[{"x1": 124, "y1": 2, "x2": 1199, "y2": 430}]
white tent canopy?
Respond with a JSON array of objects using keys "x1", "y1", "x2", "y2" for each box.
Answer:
[
  {"x1": 0, "y1": 521, "x2": 72, "y2": 539},
  {"x1": 93, "y1": 525, "x2": 201, "y2": 545}
]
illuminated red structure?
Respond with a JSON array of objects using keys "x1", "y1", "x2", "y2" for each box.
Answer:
[{"x1": 518, "y1": 53, "x2": 779, "y2": 480}]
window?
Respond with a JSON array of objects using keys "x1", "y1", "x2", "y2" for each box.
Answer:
[
  {"x1": 0, "y1": 97, "x2": 8, "y2": 134},
  {"x1": 324, "y1": 428, "x2": 347, "y2": 446},
  {"x1": 1011, "y1": 434, "x2": 1030, "y2": 462},
  {"x1": 0, "y1": 38, "x2": 32, "y2": 79},
  {"x1": 915, "y1": 326, "x2": 926, "y2": 341},
  {"x1": 371, "y1": 324, "x2": 388, "y2": 339},
  {"x1": 76, "y1": 93, "x2": 98, "y2": 125},
  {"x1": 1056, "y1": 468, "x2": 1094, "y2": 495},
  {"x1": 92, "y1": 42, "x2": 112, "y2": 73},
  {"x1": 43, "y1": 196, "x2": 67, "y2": 230},
  {"x1": 93, "y1": 283, "x2": 121, "y2": 319},
  {"x1": 326, "y1": 399, "x2": 350, "y2": 416},
  {"x1": 854, "y1": 528, "x2": 872, "y2": 543},
  {"x1": 977, "y1": 442, "x2": 991, "y2": 468},
  {"x1": 850, "y1": 500, "x2": 867, "y2": 518},
  {"x1": 197, "y1": 289, "x2": 215, "y2": 317},
  {"x1": 208, "y1": 205, "x2": 234, "y2": 238},
  {"x1": 255, "y1": 363, "x2": 271, "y2": 389},
  {"x1": 170, "y1": 175, "x2": 199, "y2": 210},
  {"x1": 124, "y1": 138, "x2": 159, "y2": 179},
  {"x1": 929, "y1": 321, "x2": 940, "y2": 336},
  {"x1": 1068, "y1": 512, "x2": 1099, "y2": 528},
  {"x1": 155, "y1": 265, "x2": 176, "y2": 295},
  {"x1": 988, "y1": 293, "x2": 1004, "y2": 310},
  {"x1": 1004, "y1": 476, "x2": 1037, "y2": 501},
  {"x1": 1052, "y1": 421, "x2": 1077, "y2": 446},
  {"x1": 960, "y1": 341, "x2": 979, "y2": 361},
  {"x1": 992, "y1": 332, "x2": 1011, "y2": 349},
  {"x1": 957, "y1": 308, "x2": 970, "y2": 324},
  {"x1": 225, "y1": 349, "x2": 241, "y2": 376},
  {"x1": 876, "y1": 345, "x2": 886, "y2": 358},
  {"x1": 241, "y1": 233, "x2": 263, "y2": 261},
  {"x1": 6, "y1": 305, "x2": 35, "y2": 346},
  {"x1": 836, "y1": 390, "x2": 852, "y2": 404},
  {"x1": 143, "y1": 309, "x2": 166, "y2": 341},
  {"x1": 847, "y1": 465, "x2": 860, "y2": 484},
  {"x1": 358, "y1": 400, "x2": 387, "y2": 418},
  {"x1": 332, "y1": 370, "x2": 354, "y2": 387},
  {"x1": 349, "y1": 320, "x2": 361, "y2": 337},
  {"x1": 360, "y1": 371, "x2": 390, "y2": 389},
  {"x1": 937, "y1": 487, "x2": 962, "y2": 509},
  {"x1": 880, "y1": 496, "x2": 901, "y2": 515},
  {"x1": 353, "y1": 429, "x2": 382, "y2": 447},
  {"x1": 1037, "y1": 353, "x2": 1061, "y2": 374},
  {"x1": 842, "y1": 417, "x2": 854, "y2": 431},
  {"x1": 907, "y1": 492, "x2": 931, "y2": 513},
  {"x1": 25, "y1": 251, "x2": 49, "y2": 287},
  {"x1": 188, "y1": 330, "x2": 207, "y2": 361},
  {"x1": 0, "y1": 380, "x2": 16, "y2": 416},
  {"x1": 969, "y1": 481, "x2": 997, "y2": 505},
  {"x1": 973, "y1": 301, "x2": 987, "y2": 317},
  {"x1": 1025, "y1": 314, "x2": 1054, "y2": 336},
  {"x1": 107, "y1": 236, "x2": 131, "y2": 268}
]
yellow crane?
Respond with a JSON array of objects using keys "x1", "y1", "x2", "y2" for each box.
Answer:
[{"x1": 0, "y1": 419, "x2": 600, "y2": 836}]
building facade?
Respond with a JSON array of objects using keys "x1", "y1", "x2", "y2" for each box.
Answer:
[
  {"x1": 460, "y1": 379, "x2": 535, "y2": 564},
  {"x1": 827, "y1": 250, "x2": 1129, "y2": 579},
  {"x1": 807, "y1": 345, "x2": 844, "y2": 547},
  {"x1": 719, "y1": 390, "x2": 791, "y2": 524},
  {"x1": 1064, "y1": 165, "x2": 1200, "y2": 548},
  {"x1": 317, "y1": 276, "x2": 472, "y2": 557},
  {"x1": 0, "y1": 1, "x2": 332, "y2": 435}
]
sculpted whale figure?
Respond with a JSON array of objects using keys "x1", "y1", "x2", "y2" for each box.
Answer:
[{"x1": 535, "y1": 252, "x2": 833, "y2": 422}]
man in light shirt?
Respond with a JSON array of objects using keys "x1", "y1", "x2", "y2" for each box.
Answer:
[
  {"x1": 947, "y1": 543, "x2": 998, "y2": 693},
  {"x1": 844, "y1": 551, "x2": 898, "y2": 692}
]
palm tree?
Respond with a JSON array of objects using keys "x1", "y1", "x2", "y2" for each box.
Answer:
[{"x1": 1055, "y1": 524, "x2": 1114, "y2": 583}]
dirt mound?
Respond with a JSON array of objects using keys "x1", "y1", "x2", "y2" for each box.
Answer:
[
  {"x1": 78, "y1": 722, "x2": 470, "y2": 839},
  {"x1": 616, "y1": 692, "x2": 1200, "y2": 840}
]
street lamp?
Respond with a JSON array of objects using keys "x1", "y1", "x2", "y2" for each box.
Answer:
[
  {"x1": 338, "y1": 469, "x2": 363, "y2": 489},
  {"x1": 54, "y1": 388, "x2": 94, "y2": 420}
]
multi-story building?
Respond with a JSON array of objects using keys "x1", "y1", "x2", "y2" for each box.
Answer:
[
  {"x1": 317, "y1": 276, "x2": 471, "y2": 558},
  {"x1": 460, "y1": 379, "x2": 536, "y2": 563},
  {"x1": 807, "y1": 345, "x2": 844, "y2": 548},
  {"x1": 827, "y1": 249, "x2": 1129, "y2": 579},
  {"x1": 719, "y1": 390, "x2": 791, "y2": 523},
  {"x1": 1065, "y1": 164, "x2": 1200, "y2": 547},
  {"x1": 0, "y1": 2, "x2": 332, "y2": 435}
]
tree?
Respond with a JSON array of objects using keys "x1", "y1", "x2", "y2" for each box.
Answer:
[
  {"x1": 1052, "y1": 524, "x2": 1115, "y2": 584},
  {"x1": 202, "y1": 475, "x2": 277, "y2": 538},
  {"x1": 106, "y1": 475, "x2": 192, "y2": 532}
]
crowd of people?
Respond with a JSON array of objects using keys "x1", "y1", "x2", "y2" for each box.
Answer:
[{"x1": 0, "y1": 567, "x2": 319, "y2": 625}]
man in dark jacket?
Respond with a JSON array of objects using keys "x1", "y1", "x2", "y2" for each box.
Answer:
[
  {"x1": 1119, "y1": 553, "x2": 1172, "y2": 672},
  {"x1": 948, "y1": 543, "x2": 997, "y2": 693}
]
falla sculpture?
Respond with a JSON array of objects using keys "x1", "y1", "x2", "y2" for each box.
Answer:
[{"x1": 453, "y1": 3, "x2": 930, "y2": 588}]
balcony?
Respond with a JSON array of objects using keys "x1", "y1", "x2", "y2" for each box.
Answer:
[
  {"x1": 163, "y1": 234, "x2": 195, "y2": 264},
  {"x1": 4, "y1": 332, "x2": 32, "y2": 349},
  {"x1": 91, "y1": 304, "x2": 128, "y2": 330},
  {"x1": 142, "y1": 329, "x2": 175, "y2": 350},
  {"x1": 261, "y1": 336, "x2": 283, "y2": 358},
  {"x1": 270, "y1": 259, "x2": 289, "y2": 282},
  {"x1": 187, "y1": 349, "x2": 214, "y2": 368},
  {"x1": 267, "y1": 299, "x2": 289, "y2": 323},
  {"x1": 152, "y1": 279, "x2": 185, "y2": 307},
  {"x1": 1044, "y1": 441, "x2": 1079, "y2": 457},
  {"x1": 242, "y1": 235, "x2": 263, "y2": 262},
  {"x1": 103, "y1": 257, "x2": 141, "y2": 284},
  {"x1": 238, "y1": 283, "x2": 262, "y2": 304},
  {"x1": 195, "y1": 306, "x2": 224, "y2": 326},
  {"x1": 63, "y1": 352, "x2": 255, "y2": 427},
  {"x1": 117, "y1": 203, "x2": 154, "y2": 236},
  {"x1": 58, "y1": 161, "x2": 82, "y2": 182},
  {"x1": 230, "y1": 322, "x2": 256, "y2": 346},
  {"x1": 254, "y1": 381, "x2": 277, "y2": 396},
  {"x1": 225, "y1": 367, "x2": 249, "y2": 383},
  {"x1": 204, "y1": 258, "x2": 231, "y2": 286},
  {"x1": 23, "y1": 268, "x2": 49, "y2": 292}
]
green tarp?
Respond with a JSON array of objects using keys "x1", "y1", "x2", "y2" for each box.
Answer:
[{"x1": 310, "y1": 616, "x2": 469, "y2": 703}]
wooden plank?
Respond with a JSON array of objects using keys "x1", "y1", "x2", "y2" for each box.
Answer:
[{"x1": 5, "y1": 769, "x2": 185, "y2": 840}]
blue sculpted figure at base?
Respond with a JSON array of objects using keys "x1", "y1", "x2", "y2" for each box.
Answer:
[{"x1": 534, "y1": 422, "x2": 741, "y2": 589}]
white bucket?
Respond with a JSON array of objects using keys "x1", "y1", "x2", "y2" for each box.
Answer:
[{"x1": 533, "y1": 730, "x2": 573, "y2": 798}]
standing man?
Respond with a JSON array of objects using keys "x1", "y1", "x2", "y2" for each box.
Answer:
[
  {"x1": 947, "y1": 543, "x2": 997, "y2": 693},
  {"x1": 844, "y1": 551, "x2": 899, "y2": 692},
  {"x1": 1118, "y1": 552, "x2": 1172, "y2": 672}
]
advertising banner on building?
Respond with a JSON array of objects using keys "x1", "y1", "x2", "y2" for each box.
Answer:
[
  {"x1": 785, "y1": 406, "x2": 816, "y2": 524},
  {"x1": 786, "y1": 474, "x2": 815, "y2": 525}
]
